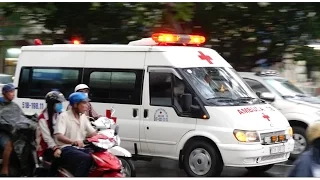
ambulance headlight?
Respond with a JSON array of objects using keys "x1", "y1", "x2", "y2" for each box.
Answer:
[{"x1": 233, "y1": 129, "x2": 260, "y2": 142}]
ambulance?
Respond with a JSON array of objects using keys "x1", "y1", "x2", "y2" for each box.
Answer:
[{"x1": 13, "y1": 33, "x2": 294, "y2": 177}]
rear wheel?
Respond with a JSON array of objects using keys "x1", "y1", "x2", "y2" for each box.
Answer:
[
  {"x1": 245, "y1": 164, "x2": 274, "y2": 172},
  {"x1": 118, "y1": 157, "x2": 136, "y2": 177},
  {"x1": 183, "y1": 140, "x2": 223, "y2": 177},
  {"x1": 290, "y1": 126, "x2": 308, "y2": 160}
]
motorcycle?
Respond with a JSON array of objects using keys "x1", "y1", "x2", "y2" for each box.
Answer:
[
  {"x1": 89, "y1": 109, "x2": 136, "y2": 177},
  {"x1": 39, "y1": 133, "x2": 124, "y2": 177},
  {"x1": 0, "y1": 114, "x2": 39, "y2": 177}
]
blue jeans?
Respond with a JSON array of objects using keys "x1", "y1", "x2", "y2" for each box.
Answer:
[{"x1": 60, "y1": 146, "x2": 93, "y2": 177}]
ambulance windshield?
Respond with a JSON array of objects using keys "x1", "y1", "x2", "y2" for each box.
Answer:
[{"x1": 182, "y1": 67, "x2": 260, "y2": 105}]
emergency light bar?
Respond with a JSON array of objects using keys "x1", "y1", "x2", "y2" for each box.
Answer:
[
  {"x1": 256, "y1": 70, "x2": 279, "y2": 76},
  {"x1": 72, "y1": 39, "x2": 81, "y2": 44},
  {"x1": 151, "y1": 33, "x2": 206, "y2": 45},
  {"x1": 34, "y1": 39, "x2": 42, "y2": 45}
]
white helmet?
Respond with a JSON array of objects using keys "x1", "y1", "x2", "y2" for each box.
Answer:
[{"x1": 75, "y1": 84, "x2": 90, "y2": 92}]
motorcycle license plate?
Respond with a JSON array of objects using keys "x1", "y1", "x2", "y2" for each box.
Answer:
[{"x1": 270, "y1": 145, "x2": 285, "y2": 154}]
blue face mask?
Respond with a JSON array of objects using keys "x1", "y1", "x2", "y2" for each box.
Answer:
[{"x1": 55, "y1": 103, "x2": 63, "y2": 113}]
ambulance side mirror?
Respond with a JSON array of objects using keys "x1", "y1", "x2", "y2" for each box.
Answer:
[
  {"x1": 260, "y1": 92, "x2": 275, "y2": 102},
  {"x1": 181, "y1": 93, "x2": 192, "y2": 112}
]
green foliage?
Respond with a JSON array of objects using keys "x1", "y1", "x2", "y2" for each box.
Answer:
[{"x1": 2, "y1": 2, "x2": 320, "y2": 69}]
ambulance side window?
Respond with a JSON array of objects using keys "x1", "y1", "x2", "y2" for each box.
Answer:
[
  {"x1": 149, "y1": 72, "x2": 173, "y2": 106},
  {"x1": 18, "y1": 67, "x2": 82, "y2": 98},
  {"x1": 244, "y1": 78, "x2": 270, "y2": 93},
  {"x1": 149, "y1": 72, "x2": 195, "y2": 114},
  {"x1": 86, "y1": 69, "x2": 143, "y2": 105}
]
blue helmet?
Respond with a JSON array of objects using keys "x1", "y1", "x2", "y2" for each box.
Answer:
[{"x1": 68, "y1": 92, "x2": 89, "y2": 106}]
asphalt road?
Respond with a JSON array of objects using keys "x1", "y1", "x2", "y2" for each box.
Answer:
[{"x1": 133, "y1": 158, "x2": 294, "y2": 177}]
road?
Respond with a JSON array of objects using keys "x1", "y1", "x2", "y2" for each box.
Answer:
[{"x1": 133, "y1": 158, "x2": 294, "y2": 177}]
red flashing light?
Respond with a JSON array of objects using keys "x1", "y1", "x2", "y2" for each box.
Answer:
[
  {"x1": 34, "y1": 39, "x2": 42, "y2": 45},
  {"x1": 151, "y1": 33, "x2": 206, "y2": 45},
  {"x1": 72, "y1": 40, "x2": 81, "y2": 44}
]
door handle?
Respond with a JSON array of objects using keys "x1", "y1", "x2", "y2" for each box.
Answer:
[
  {"x1": 133, "y1": 108, "x2": 138, "y2": 118},
  {"x1": 144, "y1": 109, "x2": 148, "y2": 118}
]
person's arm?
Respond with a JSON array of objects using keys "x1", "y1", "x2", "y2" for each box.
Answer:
[
  {"x1": 38, "y1": 118, "x2": 57, "y2": 149},
  {"x1": 54, "y1": 114, "x2": 74, "y2": 145},
  {"x1": 85, "y1": 116, "x2": 97, "y2": 138},
  {"x1": 89, "y1": 103, "x2": 101, "y2": 119}
]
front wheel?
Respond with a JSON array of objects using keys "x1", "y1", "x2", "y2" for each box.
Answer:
[
  {"x1": 118, "y1": 157, "x2": 136, "y2": 177},
  {"x1": 245, "y1": 164, "x2": 274, "y2": 172},
  {"x1": 290, "y1": 126, "x2": 308, "y2": 160},
  {"x1": 183, "y1": 140, "x2": 224, "y2": 177}
]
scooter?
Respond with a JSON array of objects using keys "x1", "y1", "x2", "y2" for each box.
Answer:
[
  {"x1": 0, "y1": 114, "x2": 39, "y2": 177},
  {"x1": 89, "y1": 109, "x2": 136, "y2": 177},
  {"x1": 39, "y1": 133, "x2": 124, "y2": 177}
]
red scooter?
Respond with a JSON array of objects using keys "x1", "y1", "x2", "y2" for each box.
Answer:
[{"x1": 40, "y1": 134, "x2": 124, "y2": 177}]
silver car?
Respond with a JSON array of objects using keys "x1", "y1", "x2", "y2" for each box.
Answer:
[{"x1": 239, "y1": 70, "x2": 320, "y2": 160}]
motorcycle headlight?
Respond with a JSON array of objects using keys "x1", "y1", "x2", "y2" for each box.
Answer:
[{"x1": 233, "y1": 129, "x2": 260, "y2": 142}]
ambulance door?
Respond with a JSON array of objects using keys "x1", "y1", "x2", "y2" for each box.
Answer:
[
  {"x1": 141, "y1": 66, "x2": 197, "y2": 157},
  {"x1": 83, "y1": 51, "x2": 145, "y2": 155}
]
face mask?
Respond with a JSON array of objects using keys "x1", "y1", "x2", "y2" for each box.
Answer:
[{"x1": 55, "y1": 103, "x2": 63, "y2": 113}]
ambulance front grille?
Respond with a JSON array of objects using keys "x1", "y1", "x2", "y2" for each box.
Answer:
[{"x1": 260, "y1": 130, "x2": 286, "y2": 144}]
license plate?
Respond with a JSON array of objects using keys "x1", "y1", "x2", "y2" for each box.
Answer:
[{"x1": 270, "y1": 145, "x2": 285, "y2": 154}]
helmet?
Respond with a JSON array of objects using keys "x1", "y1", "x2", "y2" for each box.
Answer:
[
  {"x1": 45, "y1": 91, "x2": 66, "y2": 104},
  {"x1": 75, "y1": 84, "x2": 90, "y2": 92},
  {"x1": 306, "y1": 121, "x2": 320, "y2": 144},
  {"x1": 69, "y1": 92, "x2": 89, "y2": 106}
]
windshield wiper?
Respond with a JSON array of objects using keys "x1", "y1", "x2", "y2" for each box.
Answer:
[
  {"x1": 295, "y1": 94, "x2": 308, "y2": 98},
  {"x1": 236, "y1": 97, "x2": 260, "y2": 103},
  {"x1": 282, "y1": 95, "x2": 295, "y2": 99},
  {"x1": 207, "y1": 97, "x2": 236, "y2": 102}
]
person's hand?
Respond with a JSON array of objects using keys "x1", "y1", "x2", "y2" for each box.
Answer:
[
  {"x1": 54, "y1": 149, "x2": 61, "y2": 158},
  {"x1": 73, "y1": 140, "x2": 84, "y2": 148}
]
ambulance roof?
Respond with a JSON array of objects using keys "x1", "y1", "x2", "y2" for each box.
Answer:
[{"x1": 20, "y1": 36, "x2": 232, "y2": 68}]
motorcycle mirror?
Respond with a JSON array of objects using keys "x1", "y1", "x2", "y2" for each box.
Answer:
[
  {"x1": 110, "y1": 107, "x2": 116, "y2": 116},
  {"x1": 114, "y1": 125, "x2": 119, "y2": 136}
]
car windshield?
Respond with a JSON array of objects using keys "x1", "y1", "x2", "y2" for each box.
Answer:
[
  {"x1": 0, "y1": 75, "x2": 13, "y2": 84},
  {"x1": 264, "y1": 78, "x2": 305, "y2": 97},
  {"x1": 181, "y1": 67, "x2": 259, "y2": 105}
]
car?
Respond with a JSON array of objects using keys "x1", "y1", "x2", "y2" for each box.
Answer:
[{"x1": 239, "y1": 70, "x2": 320, "y2": 160}]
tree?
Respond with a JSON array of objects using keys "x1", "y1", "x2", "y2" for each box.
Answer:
[{"x1": 3, "y1": 2, "x2": 320, "y2": 71}]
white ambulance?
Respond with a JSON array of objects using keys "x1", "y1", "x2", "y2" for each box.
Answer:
[{"x1": 13, "y1": 34, "x2": 294, "y2": 177}]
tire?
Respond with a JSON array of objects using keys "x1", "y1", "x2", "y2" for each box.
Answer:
[
  {"x1": 183, "y1": 140, "x2": 223, "y2": 177},
  {"x1": 245, "y1": 164, "x2": 274, "y2": 172},
  {"x1": 118, "y1": 157, "x2": 136, "y2": 177},
  {"x1": 290, "y1": 126, "x2": 308, "y2": 160}
]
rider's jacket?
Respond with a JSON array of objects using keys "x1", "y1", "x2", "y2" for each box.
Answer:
[{"x1": 37, "y1": 110, "x2": 58, "y2": 157}]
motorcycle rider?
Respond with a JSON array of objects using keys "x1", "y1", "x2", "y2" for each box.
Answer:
[
  {"x1": 54, "y1": 92, "x2": 97, "y2": 177},
  {"x1": 0, "y1": 84, "x2": 19, "y2": 176},
  {"x1": 38, "y1": 91, "x2": 66, "y2": 176},
  {"x1": 288, "y1": 121, "x2": 320, "y2": 177},
  {"x1": 67, "y1": 84, "x2": 100, "y2": 120}
]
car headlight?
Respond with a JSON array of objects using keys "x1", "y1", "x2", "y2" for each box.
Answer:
[{"x1": 233, "y1": 129, "x2": 260, "y2": 142}]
